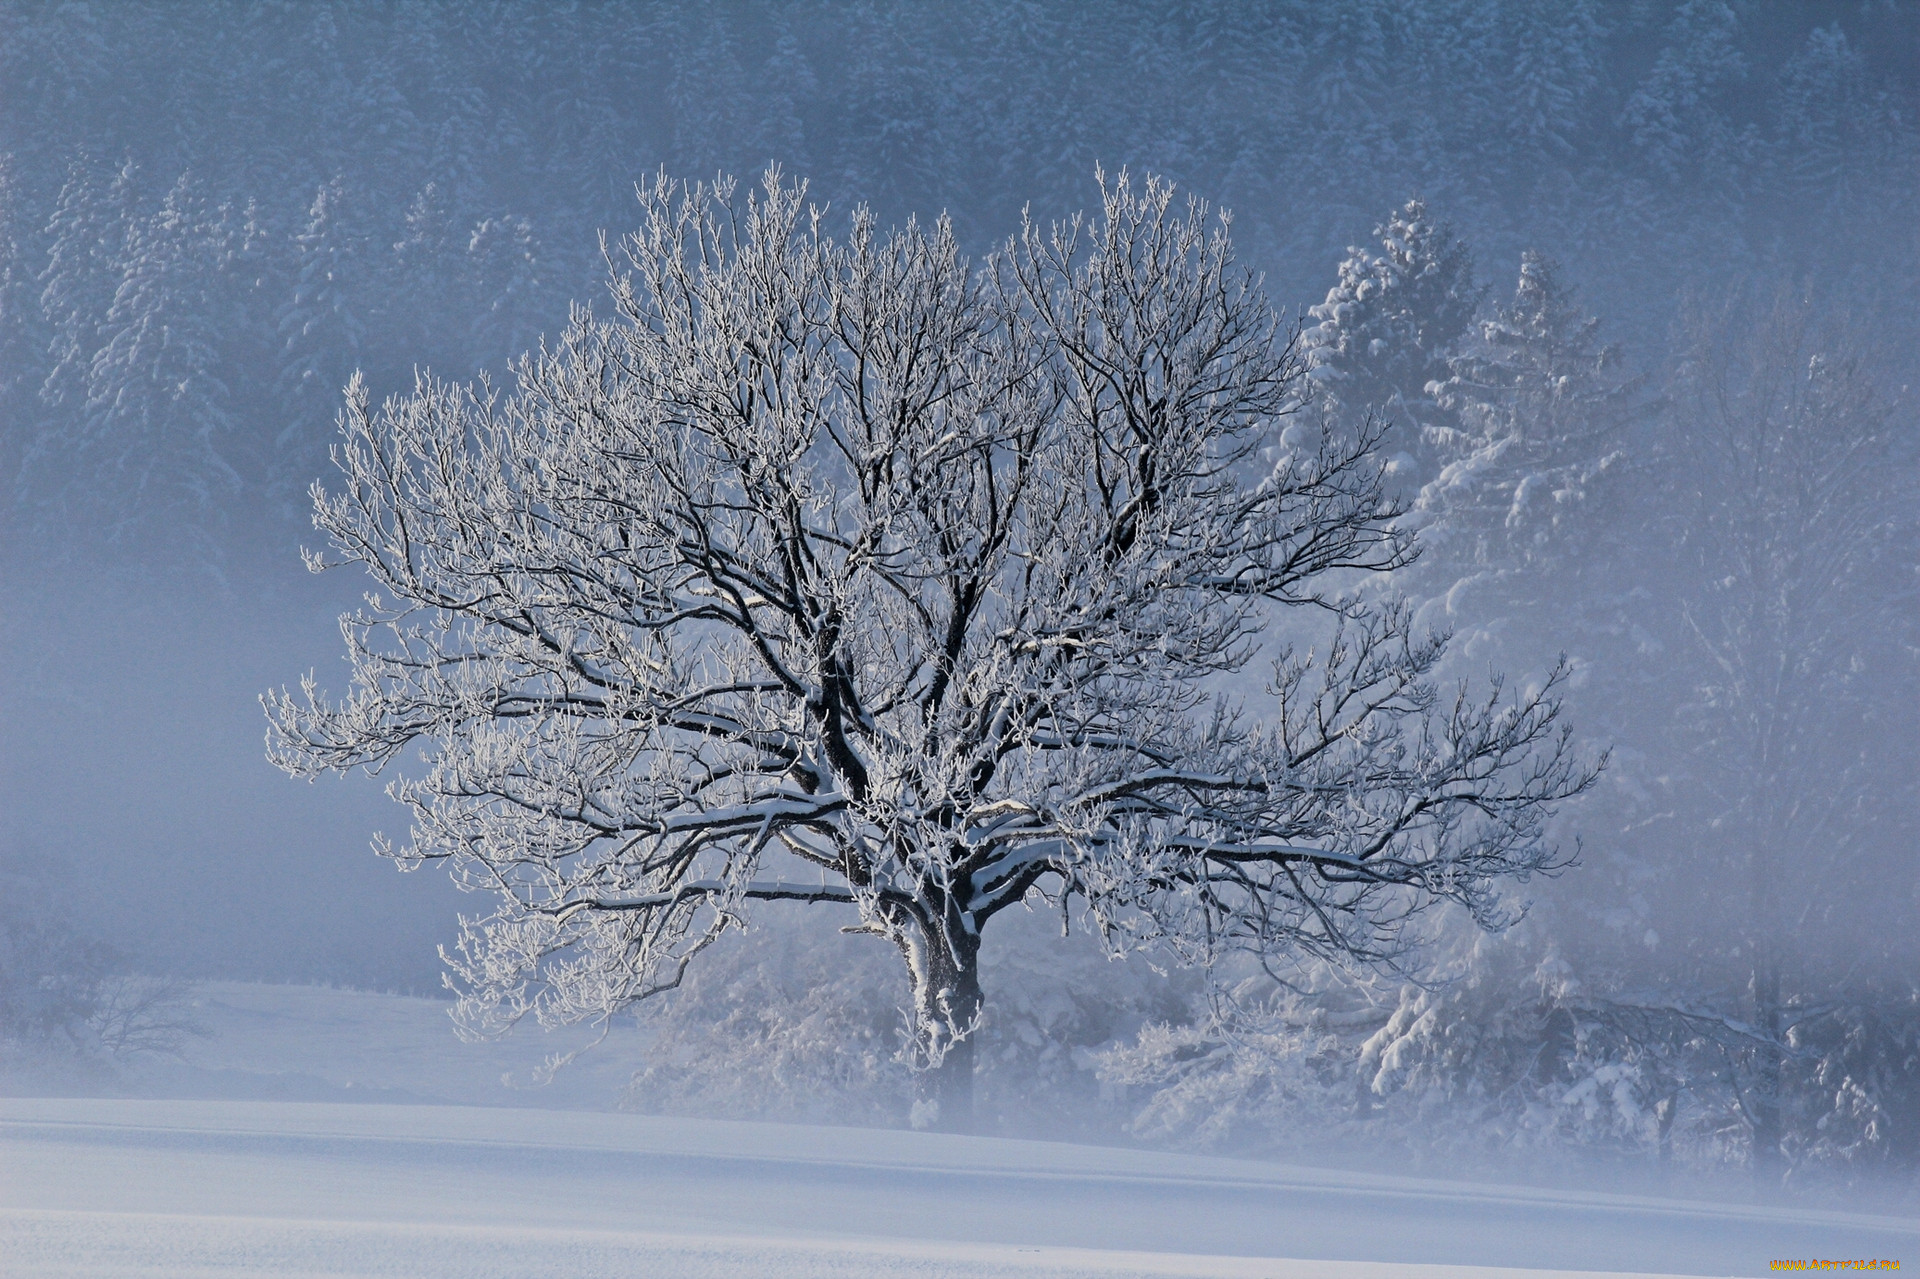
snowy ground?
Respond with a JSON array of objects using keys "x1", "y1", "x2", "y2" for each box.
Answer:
[
  {"x1": 7, "y1": 1097, "x2": 1916, "y2": 1277},
  {"x1": 2, "y1": 984, "x2": 1913, "y2": 1277}
]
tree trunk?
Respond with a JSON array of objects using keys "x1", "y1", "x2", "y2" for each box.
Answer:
[
  {"x1": 1750, "y1": 956, "x2": 1784, "y2": 1188},
  {"x1": 1654, "y1": 1093, "x2": 1677, "y2": 1176},
  {"x1": 916, "y1": 1020, "x2": 978, "y2": 1133},
  {"x1": 1747, "y1": 820, "x2": 1784, "y2": 1189},
  {"x1": 906, "y1": 916, "x2": 984, "y2": 1134}
]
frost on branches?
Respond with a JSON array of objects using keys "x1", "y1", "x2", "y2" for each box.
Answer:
[{"x1": 265, "y1": 170, "x2": 1595, "y2": 1130}]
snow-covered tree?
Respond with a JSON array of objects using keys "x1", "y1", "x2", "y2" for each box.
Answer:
[
  {"x1": 1496, "y1": 0, "x2": 1605, "y2": 171},
  {"x1": 1618, "y1": 0, "x2": 1750, "y2": 188},
  {"x1": 0, "y1": 852, "x2": 202, "y2": 1079},
  {"x1": 464, "y1": 212, "x2": 545, "y2": 365},
  {"x1": 1655, "y1": 289, "x2": 1917, "y2": 1182},
  {"x1": 277, "y1": 177, "x2": 366, "y2": 459},
  {"x1": 663, "y1": 7, "x2": 758, "y2": 178},
  {"x1": 0, "y1": 153, "x2": 45, "y2": 502},
  {"x1": 392, "y1": 181, "x2": 458, "y2": 336},
  {"x1": 81, "y1": 172, "x2": 237, "y2": 539},
  {"x1": 36, "y1": 154, "x2": 137, "y2": 417},
  {"x1": 1767, "y1": 20, "x2": 1916, "y2": 298},
  {"x1": 1421, "y1": 251, "x2": 1640, "y2": 575},
  {"x1": 265, "y1": 170, "x2": 1594, "y2": 1131},
  {"x1": 1301, "y1": 199, "x2": 1481, "y2": 501},
  {"x1": 208, "y1": 194, "x2": 292, "y2": 515},
  {"x1": 1772, "y1": 25, "x2": 1875, "y2": 208}
]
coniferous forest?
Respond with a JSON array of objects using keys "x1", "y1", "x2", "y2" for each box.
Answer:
[{"x1": 1, "y1": 1, "x2": 1915, "y2": 1197}]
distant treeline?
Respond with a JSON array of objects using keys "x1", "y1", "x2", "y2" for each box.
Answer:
[{"x1": 1, "y1": 0, "x2": 1914, "y2": 565}]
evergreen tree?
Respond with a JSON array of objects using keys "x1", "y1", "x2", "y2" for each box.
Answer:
[
  {"x1": 277, "y1": 5, "x2": 356, "y2": 194},
  {"x1": 37, "y1": 154, "x2": 137, "y2": 414},
  {"x1": 391, "y1": 180, "x2": 460, "y2": 369},
  {"x1": 1301, "y1": 198, "x2": 1482, "y2": 499},
  {"x1": 827, "y1": 1, "x2": 962, "y2": 216},
  {"x1": 1498, "y1": 0, "x2": 1604, "y2": 174},
  {"x1": 1618, "y1": 0, "x2": 1750, "y2": 189},
  {"x1": 664, "y1": 6, "x2": 755, "y2": 177},
  {"x1": 1423, "y1": 251, "x2": 1640, "y2": 573},
  {"x1": 0, "y1": 153, "x2": 48, "y2": 518},
  {"x1": 0, "y1": 154, "x2": 42, "y2": 413},
  {"x1": 1768, "y1": 19, "x2": 1916, "y2": 303},
  {"x1": 276, "y1": 176, "x2": 365, "y2": 466},
  {"x1": 81, "y1": 172, "x2": 236, "y2": 542},
  {"x1": 759, "y1": 11, "x2": 819, "y2": 168},
  {"x1": 464, "y1": 212, "x2": 545, "y2": 366},
  {"x1": 209, "y1": 193, "x2": 287, "y2": 511}
]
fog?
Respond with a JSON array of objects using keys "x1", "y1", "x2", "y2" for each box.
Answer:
[{"x1": 1, "y1": 4, "x2": 1916, "y2": 1270}]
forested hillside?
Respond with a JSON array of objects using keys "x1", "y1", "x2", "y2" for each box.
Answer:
[
  {"x1": 1, "y1": 1, "x2": 1914, "y2": 1192},
  {"x1": 2, "y1": 1, "x2": 1914, "y2": 566}
]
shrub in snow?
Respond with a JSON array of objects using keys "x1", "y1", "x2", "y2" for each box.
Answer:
[
  {"x1": 0, "y1": 859, "x2": 201, "y2": 1084},
  {"x1": 621, "y1": 900, "x2": 1200, "y2": 1138},
  {"x1": 622, "y1": 905, "x2": 911, "y2": 1127}
]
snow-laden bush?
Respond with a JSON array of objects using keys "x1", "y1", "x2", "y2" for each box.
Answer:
[
  {"x1": 1790, "y1": 989, "x2": 1920, "y2": 1180},
  {"x1": 621, "y1": 905, "x2": 911, "y2": 1127},
  {"x1": 1095, "y1": 917, "x2": 1689, "y2": 1166},
  {"x1": 0, "y1": 856, "x2": 203, "y2": 1086},
  {"x1": 1090, "y1": 911, "x2": 1919, "y2": 1202},
  {"x1": 619, "y1": 900, "x2": 1199, "y2": 1137},
  {"x1": 1098, "y1": 1002, "x2": 1352, "y2": 1153},
  {"x1": 0, "y1": 884, "x2": 116, "y2": 1055},
  {"x1": 970, "y1": 907, "x2": 1203, "y2": 1138}
]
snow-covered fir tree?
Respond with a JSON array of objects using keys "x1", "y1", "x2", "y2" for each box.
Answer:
[
  {"x1": 0, "y1": 153, "x2": 45, "y2": 498},
  {"x1": 1301, "y1": 199, "x2": 1481, "y2": 502},
  {"x1": 1420, "y1": 250, "x2": 1640, "y2": 576},
  {"x1": 36, "y1": 155, "x2": 138, "y2": 416},
  {"x1": 80, "y1": 173, "x2": 236, "y2": 545},
  {"x1": 463, "y1": 212, "x2": 544, "y2": 366},
  {"x1": 276, "y1": 176, "x2": 365, "y2": 463}
]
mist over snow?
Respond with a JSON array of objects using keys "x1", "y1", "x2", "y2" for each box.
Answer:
[{"x1": 1, "y1": 4, "x2": 1915, "y2": 1275}]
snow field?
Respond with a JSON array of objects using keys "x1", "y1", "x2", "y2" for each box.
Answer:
[
  {"x1": 0, "y1": 1208, "x2": 1724, "y2": 1279},
  {"x1": 4, "y1": 1098, "x2": 1914, "y2": 1277}
]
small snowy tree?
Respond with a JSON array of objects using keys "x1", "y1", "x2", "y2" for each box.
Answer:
[
  {"x1": 0, "y1": 853, "x2": 202, "y2": 1078},
  {"x1": 267, "y1": 170, "x2": 1594, "y2": 1130}
]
